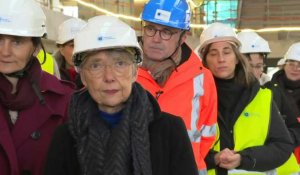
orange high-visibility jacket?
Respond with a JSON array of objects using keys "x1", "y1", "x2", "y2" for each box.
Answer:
[
  {"x1": 137, "y1": 45, "x2": 218, "y2": 172},
  {"x1": 295, "y1": 147, "x2": 300, "y2": 164}
]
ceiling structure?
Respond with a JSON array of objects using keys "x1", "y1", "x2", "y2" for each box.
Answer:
[
  {"x1": 54, "y1": 0, "x2": 300, "y2": 31},
  {"x1": 39, "y1": 0, "x2": 300, "y2": 59},
  {"x1": 238, "y1": 0, "x2": 300, "y2": 28}
]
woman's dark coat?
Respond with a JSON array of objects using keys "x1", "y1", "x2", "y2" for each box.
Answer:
[{"x1": 44, "y1": 87, "x2": 198, "y2": 175}]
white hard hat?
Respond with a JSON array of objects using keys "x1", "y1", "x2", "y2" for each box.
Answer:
[
  {"x1": 0, "y1": 0, "x2": 46, "y2": 37},
  {"x1": 198, "y1": 22, "x2": 241, "y2": 54},
  {"x1": 277, "y1": 58, "x2": 286, "y2": 66},
  {"x1": 56, "y1": 18, "x2": 87, "y2": 45},
  {"x1": 237, "y1": 31, "x2": 271, "y2": 54},
  {"x1": 284, "y1": 42, "x2": 300, "y2": 62},
  {"x1": 73, "y1": 15, "x2": 143, "y2": 66}
]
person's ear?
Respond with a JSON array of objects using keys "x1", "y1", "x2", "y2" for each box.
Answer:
[
  {"x1": 180, "y1": 32, "x2": 188, "y2": 45},
  {"x1": 132, "y1": 65, "x2": 138, "y2": 82},
  {"x1": 80, "y1": 71, "x2": 87, "y2": 86}
]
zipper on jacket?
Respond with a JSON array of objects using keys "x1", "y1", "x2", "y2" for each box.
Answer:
[{"x1": 155, "y1": 90, "x2": 164, "y2": 99}]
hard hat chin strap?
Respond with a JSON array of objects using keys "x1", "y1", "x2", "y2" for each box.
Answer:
[
  {"x1": 39, "y1": 44, "x2": 47, "y2": 65},
  {"x1": 163, "y1": 30, "x2": 186, "y2": 70},
  {"x1": 5, "y1": 58, "x2": 34, "y2": 78},
  {"x1": 4, "y1": 57, "x2": 46, "y2": 105},
  {"x1": 140, "y1": 29, "x2": 186, "y2": 69},
  {"x1": 5, "y1": 39, "x2": 41, "y2": 78},
  {"x1": 6, "y1": 40, "x2": 44, "y2": 79}
]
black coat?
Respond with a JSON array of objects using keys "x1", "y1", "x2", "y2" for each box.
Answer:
[
  {"x1": 270, "y1": 70, "x2": 300, "y2": 146},
  {"x1": 44, "y1": 92, "x2": 198, "y2": 175},
  {"x1": 205, "y1": 78, "x2": 294, "y2": 175}
]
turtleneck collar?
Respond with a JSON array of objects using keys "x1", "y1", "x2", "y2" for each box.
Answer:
[
  {"x1": 282, "y1": 73, "x2": 300, "y2": 90},
  {"x1": 215, "y1": 77, "x2": 246, "y2": 123}
]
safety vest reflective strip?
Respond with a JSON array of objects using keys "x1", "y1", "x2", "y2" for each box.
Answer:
[
  {"x1": 189, "y1": 73, "x2": 216, "y2": 173},
  {"x1": 37, "y1": 51, "x2": 54, "y2": 75},
  {"x1": 187, "y1": 124, "x2": 217, "y2": 143},
  {"x1": 188, "y1": 74, "x2": 216, "y2": 143},
  {"x1": 228, "y1": 169, "x2": 300, "y2": 175},
  {"x1": 208, "y1": 88, "x2": 300, "y2": 175},
  {"x1": 199, "y1": 169, "x2": 209, "y2": 175},
  {"x1": 228, "y1": 169, "x2": 276, "y2": 175},
  {"x1": 137, "y1": 50, "x2": 218, "y2": 171}
]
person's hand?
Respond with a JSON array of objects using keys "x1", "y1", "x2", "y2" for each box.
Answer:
[
  {"x1": 214, "y1": 152, "x2": 221, "y2": 166},
  {"x1": 214, "y1": 148, "x2": 234, "y2": 166},
  {"x1": 218, "y1": 148, "x2": 241, "y2": 169}
]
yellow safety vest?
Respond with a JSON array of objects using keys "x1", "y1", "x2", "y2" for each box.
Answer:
[
  {"x1": 208, "y1": 88, "x2": 300, "y2": 175},
  {"x1": 37, "y1": 50, "x2": 54, "y2": 75}
]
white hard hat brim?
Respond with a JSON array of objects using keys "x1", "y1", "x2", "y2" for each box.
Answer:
[{"x1": 199, "y1": 36, "x2": 241, "y2": 54}]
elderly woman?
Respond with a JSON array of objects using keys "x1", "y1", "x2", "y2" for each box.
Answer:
[
  {"x1": 0, "y1": 0, "x2": 74, "y2": 174},
  {"x1": 198, "y1": 22, "x2": 299, "y2": 175},
  {"x1": 44, "y1": 16, "x2": 198, "y2": 175}
]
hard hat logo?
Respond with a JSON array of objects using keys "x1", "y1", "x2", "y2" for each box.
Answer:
[
  {"x1": 73, "y1": 16, "x2": 143, "y2": 67},
  {"x1": 154, "y1": 10, "x2": 171, "y2": 22},
  {"x1": 0, "y1": 0, "x2": 46, "y2": 37},
  {"x1": 0, "y1": 16, "x2": 11, "y2": 23},
  {"x1": 97, "y1": 36, "x2": 115, "y2": 41},
  {"x1": 141, "y1": 0, "x2": 191, "y2": 30},
  {"x1": 56, "y1": 18, "x2": 87, "y2": 45},
  {"x1": 237, "y1": 31, "x2": 271, "y2": 54}
]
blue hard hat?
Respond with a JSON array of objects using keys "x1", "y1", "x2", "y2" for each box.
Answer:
[{"x1": 141, "y1": 0, "x2": 191, "y2": 30}]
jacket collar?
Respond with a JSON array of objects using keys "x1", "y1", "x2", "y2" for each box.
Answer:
[{"x1": 40, "y1": 72, "x2": 74, "y2": 95}]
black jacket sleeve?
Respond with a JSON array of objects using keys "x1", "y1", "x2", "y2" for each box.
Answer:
[
  {"x1": 169, "y1": 117, "x2": 199, "y2": 175},
  {"x1": 278, "y1": 90, "x2": 300, "y2": 146},
  {"x1": 280, "y1": 92, "x2": 300, "y2": 146},
  {"x1": 237, "y1": 101, "x2": 294, "y2": 171},
  {"x1": 205, "y1": 150, "x2": 219, "y2": 169},
  {"x1": 265, "y1": 82, "x2": 300, "y2": 146},
  {"x1": 150, "y1": 114, "x2": 198, "y2": 175},
  {"x1": 44, "y1": 124, "x2": 80, "y2": 175}
]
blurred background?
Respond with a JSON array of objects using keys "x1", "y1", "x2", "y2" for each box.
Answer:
[{"x1": 36, "y1": 0, "x2": 300, "y2": 70}]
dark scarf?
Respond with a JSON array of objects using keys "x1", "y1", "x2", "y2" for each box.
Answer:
[
  {"x1": 282, "y1": 72, "x2": 300, "y2": 90},
  {"x1": 0, "y1": 58, "x2": 42, "y2": 110},
  {"x1": 69, "y1": 83, "x2": 154, "y2": 175},
  {"x1": 215, "y1": 77, "x2": 246, "y2": 123}
]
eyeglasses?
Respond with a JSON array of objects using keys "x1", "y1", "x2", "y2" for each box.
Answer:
[
  {"x1": 143, "y1": 25, "x2": 178, "y2": 40},
  {"x1": 83, "y1": 60, "x2": 133, "y2": 77},
  {"x1": 250, "y1": 64, "x2": 265, "y2": 71},
  {"x1": 286, "y1": 61, "x2": 300, "y2": 70}
]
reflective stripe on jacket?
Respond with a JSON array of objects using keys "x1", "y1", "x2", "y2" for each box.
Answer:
[
  {"x1": 137, "y1": 44, "x2": 218, "y2": 172},
  {"x1": 208, "y1": 88, "x2": 300, "y2": 175}
]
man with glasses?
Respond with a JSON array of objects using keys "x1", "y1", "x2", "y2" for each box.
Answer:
[
  {"x1": 271, "y1": 42, "x2": 300, "y2": 165},
  {"x1": 136, "y1": 0, "x2": 218, "y2": 174}
]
